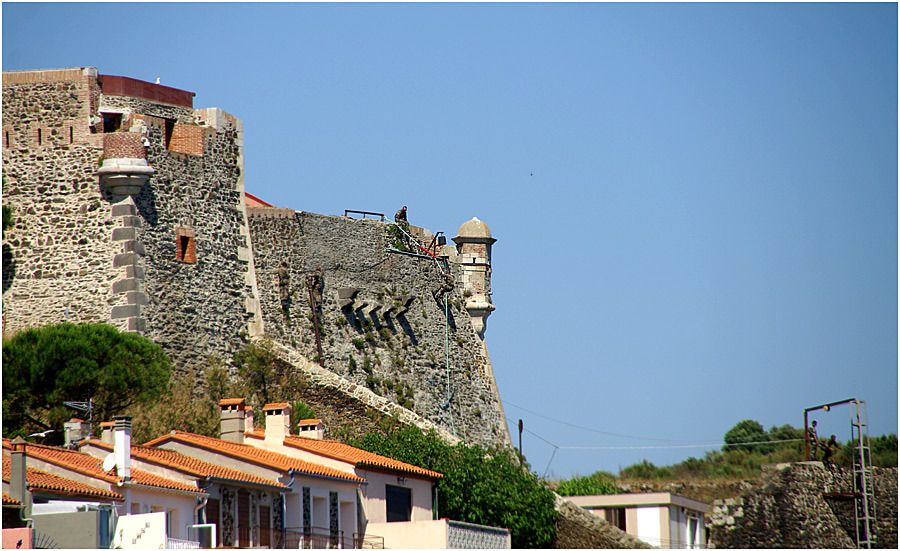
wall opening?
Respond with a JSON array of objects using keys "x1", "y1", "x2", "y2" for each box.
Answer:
[
  {"x1": 37, "y1": 128, "x2": 42, "y2": 146},
  {"x1": 385, "y1": 485, "x2": 412, "y2": 523},
  {"x1": 175, "y1": 227, "x2": 197, "y2": 264},
  {"x1": 164, "y1": 119, "x2": 175, "y2": 149},
  {"x1": 69, "y1": 126, "x2": 74, "y2": 143},
  {"x1": 102, "y1": 113, "x2": 123, "y2": 133},
  {"x1": 3, "y1": 130, "x2": 8, "y2": 149}
]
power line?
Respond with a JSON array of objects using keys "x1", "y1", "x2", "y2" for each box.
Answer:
[
  {"x1": 505, "y1": 399, "x2": 807, "y2": 447},
  {"x1": 502, "y1": 399, "x2": 703, "y2": 443}
]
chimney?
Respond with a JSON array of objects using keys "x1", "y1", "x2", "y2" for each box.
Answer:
[
  {"x1": 10, "y1": 437, "x2": 28, "y2": 513},
  {"x1": 263, "y1": 402, "x2": 292, "y2": 444},
  {"x1": 219, "y1": 398, "x2": 246, "y2": 444},
  {"x1": 64, "y1": 418, "x2": 91, "y2": 447},
  {"x1": 296, "y1": 419, "x2": 325, "y2": 440},
  {"x1": 244, "y1": 406, "x2": 255, "y2": 434},
  {"x1": 113, "y1": 416, "x2": 132, "y2": 480},
  {"x1": 100, "y1": 421, "x2": 115, "y2": 445}
]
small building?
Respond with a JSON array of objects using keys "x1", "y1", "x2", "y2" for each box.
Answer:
[{"x1": 566, "y1": 492, "x2": 709, "y2": 549}]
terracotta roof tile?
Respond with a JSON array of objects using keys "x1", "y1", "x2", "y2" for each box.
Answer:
[
  {"x1": 297, "y1": 419, "x2": 322, "y2": 426},
  {"x1": 262, "y1": 402, "x2": 290, "y2": 411},
  {"x1": 2, "y1": 439, "x2": 202, "y2": 495},
  {"x1": 3, "y1": 455, "x2": 123, "y2": 501},
  {"x1": 219, "y1": 398, "x2": 246, "y2": 407},
  {"x1": 243, "y1": 431, "x2": 442, "y2": 479},
  {"x1": 82, "y1": 439, "x2": 287, "y2": 490},
  {"x1": 144, "y1": 431, "x2": 365, "y2": 483},
  {"x1": 3, "y1": 493, "x2": 21, "y2": 506}
]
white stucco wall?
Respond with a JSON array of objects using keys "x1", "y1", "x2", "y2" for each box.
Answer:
[
  {"x1": 635, "y1": 506, "x2": 663, "y2": 547},
  {"x1": 360, "y1": 470, "x2": 433, "y2": 524},
  {"x1": 366, "y1": 520, "x2": 448, "y2": 549}
]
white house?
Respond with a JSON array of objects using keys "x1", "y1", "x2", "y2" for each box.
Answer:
[{"x1": 566, "y1": 492, "x2": 709, "y2": 549}]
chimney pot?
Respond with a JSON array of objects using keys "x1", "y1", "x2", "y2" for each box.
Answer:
[
  {"x1": 10, "y1": 436, "x2": 28, "y2": 513},
  {"x1": 263, "y1": 402, "x2": 292, "y2": 443},
  {"x1": 219, "y1": 398, "x2": 247, "y2": 444},
  {"x1": 113, "y1": 415, "x2": 132, "y2": 480}
]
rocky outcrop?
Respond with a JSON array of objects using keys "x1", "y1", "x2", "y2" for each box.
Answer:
[{"x1": 553, "y1": 495, "x2": 652, "y2": 549}]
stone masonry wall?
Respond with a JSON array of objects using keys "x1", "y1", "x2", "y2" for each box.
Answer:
[
  {"x1": 115, "y1": 97, "x2": 254, "y2": 373},
  {"x1": 247, "y1": 210, "x2": 508, "y2": 448},
  {"x1": 2, "y1": 70, "x2": 119, "y2": 333},
  {"x1": 708, "y1": 463, "x2": 897, "y2": 548}
]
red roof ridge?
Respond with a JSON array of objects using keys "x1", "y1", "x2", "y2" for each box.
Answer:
[
  {"x1": 80, "y1": 438, "x2": 287, "y2": 490},
  {"x1": 281, "y1": 436, "x2": 443, "y2": 479},
  {"x1": 145, "y1": 431, "x2": 365, "y2": 484}
]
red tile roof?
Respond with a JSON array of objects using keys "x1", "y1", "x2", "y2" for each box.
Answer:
[
  {"x1": 297, "y1": 419, "x2": 322, "y2": 426},
  {"x1": 143, "y1": 431, "x2": 365, "y2": 483},
  {"x1": 3, "y1": 493, "x2": 21, "y2": 506},
  {"x1": 262, "y1": 402, "x2": 290, "y2": 411},
  {"x1": 82, "y1": 439, "x2": 287, "y2": 490},
  {"x1": 3, "y1": 455, "x2": 123, "y2": 501},
  {"x1": 244, "y1": 431, "x2": 442, "y2": 480},
  {"x1": 2, "y1": 439, "x2": 202, "y2": 495},
  {"x1": 219, "y1": 398, "x2": 246, "y2": 407}
]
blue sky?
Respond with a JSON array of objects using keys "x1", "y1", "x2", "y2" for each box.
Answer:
[{"x1": 4, "y1": 2, "x2": 897, "y2": 479}]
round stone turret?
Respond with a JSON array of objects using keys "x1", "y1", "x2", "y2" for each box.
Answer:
[
  {"x1": 453, "y1": 217, "x2": 496, "y2": 338},
  {"x1": 98, "y1": 130, "x2": 154, "y2": 197}
]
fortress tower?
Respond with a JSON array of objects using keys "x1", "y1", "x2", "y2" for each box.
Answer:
[{"x1": 452, "y1": 217, "x2": 496, "y2": 338}]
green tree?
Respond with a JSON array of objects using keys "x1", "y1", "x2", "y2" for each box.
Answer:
[
  {"x1": 354, "y1": 425, "x2": 557, "y2": 548},
  {"x1": 231, "y1": 339, "x2": 304, "y2": 407},
  {"x1": 723, "y1": 419, "x2": 770, "y2": 454},
  {"x1": 556, "y1": 470, "x2": 620, "y2": 496},
  {"x1": 2, "y1": 322, "x2": 172, "y2": 442}
]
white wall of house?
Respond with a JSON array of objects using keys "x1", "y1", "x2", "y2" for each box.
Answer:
[
  {"x1": 360, "y1": 470, "x2": 433, "y2": 524},
  {"x1": 365, "y1": 519, "x2": 448, "y2": 549},
  {"x1": 120, "y1": 487, "x2": 199, "y2": 541},
  {"x1": 635, "y1": 505, "x2": 663, "y2": 547}
]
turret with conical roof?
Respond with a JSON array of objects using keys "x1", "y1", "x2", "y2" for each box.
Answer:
[{"x1": 452, "y1": 217, "x2": 496, "y2": 338}]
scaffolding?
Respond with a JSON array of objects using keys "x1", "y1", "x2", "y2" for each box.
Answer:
[{"x1": 804, "y1": 398, "x2": 877, "y2": 549}]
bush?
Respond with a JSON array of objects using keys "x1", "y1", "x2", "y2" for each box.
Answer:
[
  {"x1": 556, "y1": 471, "x2": 620, "y2": 496},
  {"x1": 353, "y1": 425, "x2": 557, "y2": 548}
]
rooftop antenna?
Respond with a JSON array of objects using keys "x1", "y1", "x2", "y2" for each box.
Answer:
[{"x1": 63, "y1": 398, "x2": 94, "y2": 425}]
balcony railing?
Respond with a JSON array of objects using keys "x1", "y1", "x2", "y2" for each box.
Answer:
[
  {"x1": 283, "y1": 527, "x2": 364, "y2": 549},
  {"x1": 165, "y1": 536, "x2": 201, "y2": 549}
]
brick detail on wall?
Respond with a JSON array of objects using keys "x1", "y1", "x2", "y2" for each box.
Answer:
[
  {"x1": 167, "y1": 123, "x2": 205, "y2": 156},
  {"x1": 103, "y1": 132, "x2": 146, "y2": 159}
]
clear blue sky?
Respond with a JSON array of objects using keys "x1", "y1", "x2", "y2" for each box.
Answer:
[{"x1": 4, "y1": 3, "x2": 897, "y2": 479}]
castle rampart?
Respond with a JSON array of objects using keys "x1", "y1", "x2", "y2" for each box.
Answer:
[{"x1": 2, "y1": 66, "x2": 509, "y2": 449}]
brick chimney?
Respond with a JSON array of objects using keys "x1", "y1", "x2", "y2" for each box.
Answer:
[
  {"x1": 219, "y1": 398, "x2": 246, "y2": 444},
  {"x1": 113, "y1": 416, "x2": 132, "y2": 480},
  {"x1": 263, "y1": 402, "x2": 292, "y2": 444},
  {"x1": 64, "y1": 418, "x2": 91, "y2": 447},
  {"x1": 9, "y1": 437, "x2": 28, "y2": 513},
  {"x1": 296, "y1": 419, "x2": 325, "y2": 440},
  {"x1": 100, "y1": 421, "x2": 115, "y2": 445}
]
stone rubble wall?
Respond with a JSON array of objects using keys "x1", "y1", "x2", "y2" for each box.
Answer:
[
  {"x1": 2, "y1": 72, "x2": 120, "y2": 334},
  {"x1": 124, "y1": 103, "x2": 254, "y2": 373},
  {"x1": 246, "y1": 210, "x2": 509, "y2": 448},
  {"x1": 708, "y1": 463, "x2": 897, "y2": 548}
]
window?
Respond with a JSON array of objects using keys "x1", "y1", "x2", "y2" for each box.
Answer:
[
  {"x1": 37, "y1": 128, "x2": 42, "y2": 146},
  {"x1": 385, "y1": 485, "x2": 411, "y2": 523},
  {"x1": 206, "y1": 498, "x2": 221, "y2": 547},
  {"x1": 603, "y1": 508, "x2": 626, "y2": 531},
  {"x1": 175, "y1": 227, "x2": 197, "y2": 264},
  {"x1": 130, "y1": 502, "x2": 141, "y2": 515},
  {"x1": 4, "y1": 130, "x2": 9, "y2": 148}
]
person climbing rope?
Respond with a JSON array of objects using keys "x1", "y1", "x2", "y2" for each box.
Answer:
[
  {"x1": 393, "y1": 206, "x2": 413, "y2": 251},
  {"x1": 394, "y1": 205, "x2": 408, "y2": 227}
]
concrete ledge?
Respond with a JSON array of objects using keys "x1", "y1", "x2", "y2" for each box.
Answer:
[
  {"x1": 124, "y1": 291, "x2": 149, "y2": 305},
  {"x1": 111, "y1": 227, "x2": 136, "y2": 241},
  {"x1": 113, "y1": 253, "x2": 138, "y2": 268},
  {"x1": 111, "y1": 304, "x2": 140, "y2": 319},
  {"x1": 112, "y1": 278, "x2": 141, "y2": 293},
  {"x1": 111, "y1": 203, "x2": 137, "y2": 217}
]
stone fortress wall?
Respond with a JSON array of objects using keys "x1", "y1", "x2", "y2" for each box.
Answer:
[
  {"x1": 1, "y1": 67, "x2": 508, "y2": 449},
  {"x1": 708, "y1": 463, "x2": 897, "y2": 549},
  {"x1": 247, "y1": 209, "x2": 509, "y2": 446}
]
